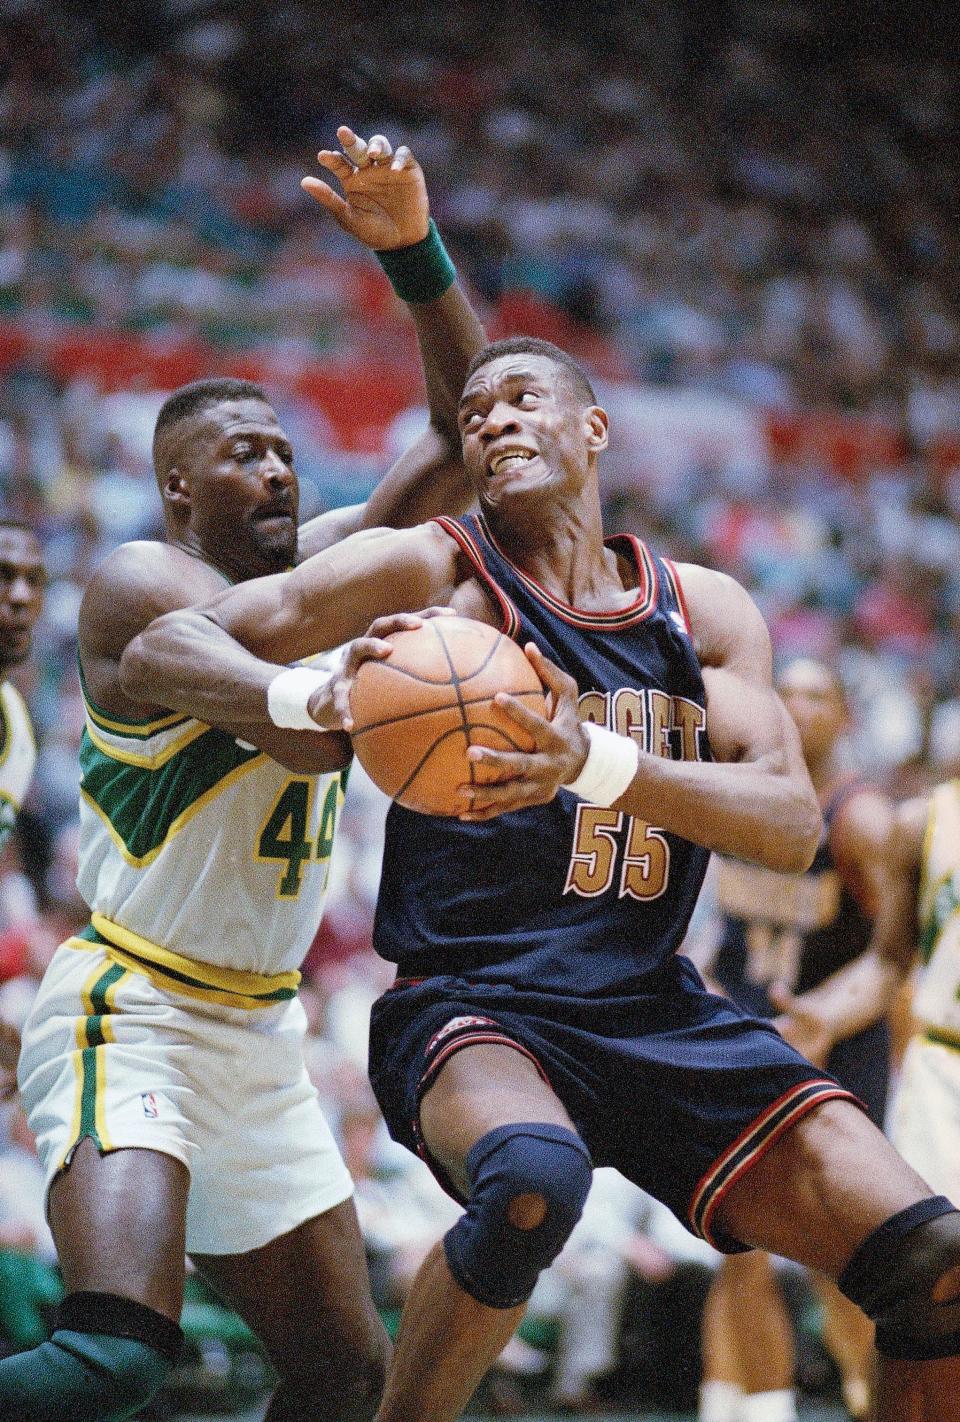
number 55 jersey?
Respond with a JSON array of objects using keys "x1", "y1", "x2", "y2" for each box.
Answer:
[{"x1": 372, "y1": 513, "x2": 711, "y2": 995}]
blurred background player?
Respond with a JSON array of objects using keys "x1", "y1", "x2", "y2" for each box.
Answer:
[
  {"x1": 0, "y1": 520, "x2": 44, "y2": 1098},
  {"x1": 886, "y1": 776, "x2": 960, "y2": 1244},
  {"x1": 697, "y1": 658, "x2": 895, "y2": 1422},
  {"x1": 2, "y1": 131, "x2": 487, "y2": 1422}
]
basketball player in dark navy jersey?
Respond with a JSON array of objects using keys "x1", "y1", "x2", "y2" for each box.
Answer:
[
  {"x1": 373, "y1": 516, "x2": 711, "y2": 995},
  {"x1": 126, "y1": 337, "x2": 960, "y2": 1422},
  {"x1": 700, "y1": 659, "x2": 896, "y2": 1422}
]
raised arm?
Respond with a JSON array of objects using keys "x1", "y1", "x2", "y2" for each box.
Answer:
[
  {"x1": 119, "y1": 522, "x2": 462, "y2": 729},
  {"x1": 297, "y1": 128, "x2": 485, "y2": 556},
  {"x1": 457, "y1": 566, "x2": 822, "y2": 870}
]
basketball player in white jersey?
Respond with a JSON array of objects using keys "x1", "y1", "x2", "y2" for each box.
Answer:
[
  {"x1": 0, "y1": 519, "x2": 44, "y2": 1094},
  {"x1": 737, "y1": 753, "x2": 960, "y2": 1420},
  {"x1": 886, "y1": 779, "x2": 960, "y2": 1208},
  {"x1": 0, "y1": 521, "x2": 44, "y2": 843},
  {"x1": 4, "y1": 129, "x2": 486, "y2": 1422}
]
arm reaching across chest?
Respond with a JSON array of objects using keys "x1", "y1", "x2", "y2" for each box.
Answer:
[
  {"x1": 119, "y1": 522, "x2": 463, "y2": 732},
  {"x1": 613, "y1": 564, "x2": 822, "y2": 870},
  {"x1": 82, "y1": 542, "x2": 353, "y2": 774}
]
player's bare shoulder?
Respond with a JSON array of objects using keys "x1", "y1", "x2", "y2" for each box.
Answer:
[
  {"x1": 671, "y1": 562, "x2": 771, "y2": 676},
  {"x1": 80, "y1": 541, "x2": 231, "y2": 717}
]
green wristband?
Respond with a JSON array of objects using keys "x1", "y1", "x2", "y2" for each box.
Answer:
[{"x1": 375, "y1": 219, "x2": 456, "y2": 304}]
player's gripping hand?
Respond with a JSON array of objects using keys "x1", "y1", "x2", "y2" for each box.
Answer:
[
  {"x1": 768, "y1": 982, "x2": 834, "y2": 1068},
  {"x1": 301, "y1": 125, "x2": 429, "y2": 250},
  {"x1": 459, "y1": 643, "x2": 589, "y2": 821},
  {"x1": 325, "y1": 609, "x2": 457, "y2": 733}
]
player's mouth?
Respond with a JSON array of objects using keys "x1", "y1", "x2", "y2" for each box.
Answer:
[
  {"x1": 485, "y1": 446, "x2": 538, "y2": 479},
  {"x1": 254, "y1": 500, "x2": 295, "y2": 523}
]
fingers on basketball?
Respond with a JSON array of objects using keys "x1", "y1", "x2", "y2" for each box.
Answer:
[{"x1": 347, "y1": 617, "x2": 548, "y2": 815}]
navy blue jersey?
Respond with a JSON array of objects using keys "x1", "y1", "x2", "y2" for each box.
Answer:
[
  {"x1": 371, "y1": 513, "x2": 711, "y2": 996},
  {"x1": 714, "y1": 781, "x2": 874, "y2": 1014}
]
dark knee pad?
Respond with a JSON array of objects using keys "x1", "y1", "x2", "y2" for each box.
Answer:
[
  {"x1": 839, "y1": 1196, "x2": 960, "y2": 1360},
  {"x1": 443, "y1": 1123, "x2": 592, "y2": 1308},
  {"x1": 0, "y1": 1290, "x2": 182, "y2": 1420}
]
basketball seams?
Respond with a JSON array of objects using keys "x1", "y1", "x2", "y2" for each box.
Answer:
[
  {"x1": 350, "y1": 688, "x2": 545, "y2": 739},
  {"x1": 351, "y1": 630, "x2": 512, "y2": 688},
  {"x1": 348, "y1": 615, "x2": 549, "y2": 815},
  {"x1": 392, "y1": 722, "x2": 472, "y2": 804},
  {"x1": 430, "y1": 619, "x2": 484, "y2": 787},
  {"x1": 392, "y1": 719, "x2": 537, "y2": 807}
]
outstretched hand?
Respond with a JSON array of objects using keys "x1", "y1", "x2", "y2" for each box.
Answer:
[
  {"x1": 459, "y1": 643, "x2": 589, "y2": 821},
  {"x1": 301, "y1": 125, "x2": 430, "y2": 251}
]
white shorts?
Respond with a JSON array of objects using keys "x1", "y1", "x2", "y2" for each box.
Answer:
[
  {"x1": 18, "y1": 940, "x2": 353, "y2": 1254},
  {"x1": 888, "y1": 1033, "x2": 960, "y2": 1202}
]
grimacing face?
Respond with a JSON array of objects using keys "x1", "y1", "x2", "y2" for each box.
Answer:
[
  {"x1": 778, "y1": 660, "x2": 848, "y2": 763},
  {"x1": 457, "y1": 354, "x2": 604, "y2": 517},
  {"x1": 181, "y1": 398, "x2": 300, "y2": 576},
  {"x1": 0, "y1": 526, "x2": 44, "y2": 671}
]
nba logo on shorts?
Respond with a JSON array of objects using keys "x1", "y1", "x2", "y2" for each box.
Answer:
[{"x1": 141, "y1": 1092, "x2": 161, "y2": 1119}]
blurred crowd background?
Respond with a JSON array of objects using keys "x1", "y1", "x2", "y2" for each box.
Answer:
[{"x1": 0, "y1": 0, "x2": 958, "y2": 1414}]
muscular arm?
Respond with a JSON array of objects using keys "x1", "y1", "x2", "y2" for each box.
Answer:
[
  {"x1": 297, "y1": 135, "x2": 486, "y2": 556},
  {"x1": 298, "y1": 282, "x2": 485, "y2": 555},
  {"x1": 774, "y1": 797, "x2": 927, "y2": 1050},
  {"x1": 609, "y1": 567, "x2": 821, "y2": 871},
  {"x1": 456, "y1": 566, "x2": 819, "y2": 868},
  {"x1": 85, "y1": 543, "x2": 352, "y2": 774},
  {"x1": 119, "y1": 523, "x2": 463, "y2": 728}
]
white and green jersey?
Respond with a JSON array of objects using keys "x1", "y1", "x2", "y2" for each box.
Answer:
[
  {"x1": 916, "y1": 779, "x2": 960, "y2": 1040},
  {"x1": 0, "y1": 680, "x2": 36, "y2": 848},
  {"x1": 77, "y1": 681, "x2": 346, "y2": 982}
]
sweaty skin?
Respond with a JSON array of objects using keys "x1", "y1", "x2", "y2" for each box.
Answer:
[
  {"x1": 123, "y1": 353, "x2": 821, "y2": 873},
  {"x1": 23, "y1": 127, "x2": 488, "y2": 1422},
  {"x1": 123, "y1": 349, "x2": 960, "y2": 1422}
]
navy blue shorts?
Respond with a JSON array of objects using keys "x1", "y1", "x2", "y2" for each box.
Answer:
[
  {"x1": 367, "y1": 955, "x2": 862, "y2": 1251},
  {"x1": 715, "y1": 973, "x2": 890, "y2": 1129}
]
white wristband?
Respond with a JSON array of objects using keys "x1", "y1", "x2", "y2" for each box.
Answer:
[
  {"x1": 266, "y1": 666, "x2": 335, "y2": 731},
  {"x1": 563, "y1": 722, "x2": 640, "y2": 806}
]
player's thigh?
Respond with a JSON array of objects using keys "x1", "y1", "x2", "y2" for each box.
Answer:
[
  {"x1": 191, "y1": 1198, "x2": 388, "y2": 1373},
  {"x1": 419, "y1": 1041, "x2": 577, "y2": 1198},
  {"x1": 714, "y1": 1098, "x2": 933, "y2": 1277},
  {"x1": 49, "y1": 1137, "x2": 190, "y2": 1321}
]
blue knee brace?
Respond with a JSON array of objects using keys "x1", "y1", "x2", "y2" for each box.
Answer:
[
  {"x1": 839, "y1": 1195, "x2": 960, "y2": 1360},
  {"x1": 443, "y1": 1123, "x2": 593, "y2": 1308}
]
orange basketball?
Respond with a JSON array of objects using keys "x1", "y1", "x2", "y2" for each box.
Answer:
[{"x1": 348, "y1": 616, "x2": 548, "y2": 816}]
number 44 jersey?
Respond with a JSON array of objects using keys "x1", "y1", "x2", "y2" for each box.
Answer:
[
  {"x1": 372, "y1": 514, "x2": 711, "y2": 996},
  {"x1": 76, "y1": 665, "x2": 345, "y2": 979}
]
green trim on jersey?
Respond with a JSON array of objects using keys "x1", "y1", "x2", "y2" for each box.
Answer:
[
  {"x1": 83, "y1": 921, "x2": 298, "y2": 1003},
  {"x1": 80, "y1": 723, "x2": 263, "y2": 863},
  {"x1": 920, "y1": 872, "x2": 960, "y2": 966},
  {"x1": 78, "y1": 658, "x2": 191, "y2": 738}
]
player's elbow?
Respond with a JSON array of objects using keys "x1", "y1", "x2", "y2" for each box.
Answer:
[
  {"x1": 118, "y1": 609, "x2": 198, "y2": 700},
  {"x1": 769, "y1": 790, "x2": 822, "y2": 873}
]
